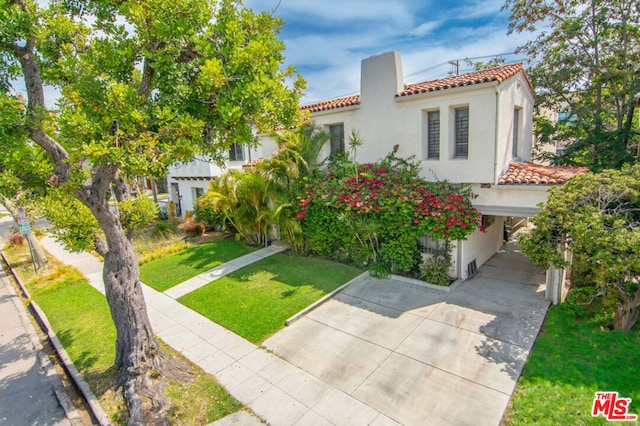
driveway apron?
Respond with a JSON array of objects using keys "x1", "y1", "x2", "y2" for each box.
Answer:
[{"x1": 263, "y1": 243, "x2": 549, "y2": 426}]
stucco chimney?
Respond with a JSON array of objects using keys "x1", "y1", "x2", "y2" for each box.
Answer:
[{"x1": 360, "y1": 51, "x2": 404, "y2": 107}]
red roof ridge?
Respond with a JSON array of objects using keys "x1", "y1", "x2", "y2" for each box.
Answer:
[
  {"x1": 399, "y1": 63, "x2": 530, "y2": 97},
  {"x1": 301, "y1": 94, "x2": 361, "y2": 113},
  {"x1": 498, "y1": 161, "x2": 589, "y2": 185},
  {"x1": 301, "y1": 63, "x2": 533, "y2": 113}
]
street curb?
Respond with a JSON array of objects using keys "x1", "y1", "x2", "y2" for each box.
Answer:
[
  {"x1": 1, "y1": 251, "x2": 113, "y2": 426},
  {"x1": 285, "y1": 271, "x2": 370, "y2": 325}
]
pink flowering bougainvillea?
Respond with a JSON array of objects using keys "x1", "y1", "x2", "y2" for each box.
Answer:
[{"x1": 298, "y1": 152, "x2": 480, "y2": 274}]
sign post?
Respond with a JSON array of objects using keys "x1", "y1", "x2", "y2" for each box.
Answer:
[{"x1": 16, "y1": 207, "x2": 39, "y2": 276}]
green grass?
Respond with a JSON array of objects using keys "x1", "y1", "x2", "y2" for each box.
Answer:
[
  {"x1": 140, "y1": 239, "x2": 256, "y2": 291},
  {"x1": 2, "y1": 243, "x2": 242, "y2": 425},
  {"x1": 505, "y1": 303, "x2": 640, "y2": 425},
  {"x1": 179, "y1": 253, "x2": 363, "y2": 343}
]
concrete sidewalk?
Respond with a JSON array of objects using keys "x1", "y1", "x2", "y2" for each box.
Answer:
[
  {"x1": 0, "y1": 208, "x2": 78, "y2": 425},
  {"x1": 38, "y1": 236, "x2": 395, "y2": 425}
]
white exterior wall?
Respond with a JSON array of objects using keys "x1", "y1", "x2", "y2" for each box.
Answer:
[
  {"x1": 167, "y1": 143, "x2": 265, "y2": 217},
  {"x1": 471, "y1": 184, "x2": 551, "y2": 217},
  {"x1": 459, "y1": 216, "x2": 505, "y2": 280},
  {"x1": 494, "y1": 74, "x2": 536, "y2": 181},
  {"x1": 301, "y1": 52, "x2": 536, "y2": 188}
]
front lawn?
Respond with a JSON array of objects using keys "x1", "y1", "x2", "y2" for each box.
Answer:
[
  {"x1": 2, "y1": 242, "x2": 242, "y2": 425},
  {"x1": 504, "y1": 303, "x2": 640, "y2": 425},
  {"x1": 179, "y1": 253, "x2": 363, "y2": 343},
  {"x1": 140, "y1": 239, "x2": 256, "y2": 291}
]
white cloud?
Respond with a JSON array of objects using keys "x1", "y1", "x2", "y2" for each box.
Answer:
[{"x1": 411, "y1": 20, "x2": 444, "y2": 37}]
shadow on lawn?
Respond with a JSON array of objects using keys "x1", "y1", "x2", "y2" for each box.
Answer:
[{"x1": 171, "y1": 239, "x2": 255, "y2": 271}]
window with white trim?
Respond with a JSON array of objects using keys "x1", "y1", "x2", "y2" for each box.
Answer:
[
  {"x1": 512, "y1": 107, "x2": 521, "y2": 158},
  {"x1": 454, "y1": 107, "x2": 469, "y2": 158}
]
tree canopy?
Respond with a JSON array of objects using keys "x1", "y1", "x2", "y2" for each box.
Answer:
[
  {"x1": 503, "y1": 0, "x2": 640, "y2": 170},
  {"x1": 520, "y1": 165, "x2": 640, "y2": 330},
  {"x1": 0, "y1": 0, "x2": 304, "y2": 422}
]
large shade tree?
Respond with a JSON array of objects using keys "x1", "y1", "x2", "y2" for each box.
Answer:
[
  {"x1": 520, "y1": 166, "x2": 640, "y2": 331},
  {"x1": 503, "y1": 0, "x2": 640, "y2": 170},
  {"x1": 0, "y1": 0, "x2": 303, "y2": 422}
]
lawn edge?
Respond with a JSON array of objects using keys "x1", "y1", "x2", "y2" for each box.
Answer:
[{"x1": 1, "y1": 251, "x2": 112, "y2": 426}]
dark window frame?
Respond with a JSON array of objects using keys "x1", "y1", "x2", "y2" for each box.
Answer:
[
  {"x1": 426, "y1": 110, "x2": 440, "y2": 159},
  {"x1": 229, "y1": 142, "x2": 244, "y2": 161},
  {"x1": 329, "y1": 123, "x2": 345, "y2": 155},
  {"x1": 454, "y1": 107, "x2": 469, "y2": 159}
]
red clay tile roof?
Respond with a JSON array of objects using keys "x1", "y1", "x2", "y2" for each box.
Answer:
[
  {"x1": 399, "y1": 63, "x2": 529, "y2": 97},
  {"x1": 498, "y1": 162, "x2": 589, "y2": 185},
  {"x1": 301, "y1": 95, "x2": 361, "y2": 113},
  {"x1": 301, "y1": 63, "x2": 532, "y2": 113}
]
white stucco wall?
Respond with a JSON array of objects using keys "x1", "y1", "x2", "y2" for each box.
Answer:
[
  {"x1": 296, "y1": 52, "x2": 536, "y2": 188},
  {"x1": 459, "y1": 215, "x2": 505, "y2": 280},
  {"x1": 167, "y1": 143, "x2": 265, "y2": 217},
  {"x1": 494, "y1": 74, "x2": 536, "y2": 181},
  {"x1": 471, "y1": 184, "x2": 551, "y2": 217}
]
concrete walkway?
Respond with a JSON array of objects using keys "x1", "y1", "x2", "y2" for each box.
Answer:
[
  {"x1": 165, "y1": 244, "x2": 287, "y2": 299},
  {"x1": 0, "y1": 207, "x2": 78, "y2": 425}
]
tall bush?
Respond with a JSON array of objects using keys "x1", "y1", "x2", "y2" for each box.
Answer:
[{"x1": 298, "y1": 150, "x2": 480, "y2": 274}]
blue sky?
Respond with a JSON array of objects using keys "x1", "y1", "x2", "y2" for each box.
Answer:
[{"x1": 244, "y1": 0, "x2": 532, "y2": 105}]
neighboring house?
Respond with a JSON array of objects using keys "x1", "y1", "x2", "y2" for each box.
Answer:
[
  {"x1": 258, "y1": 51, "x2": 587, "y2": 280},
  {"x1": 166, "y1": 142, "x2": 270, "y2": 217}
]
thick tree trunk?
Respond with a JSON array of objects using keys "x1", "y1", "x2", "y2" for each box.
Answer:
[
  {"x1": 93, "y1": 204, "x2": 190, "y2": 425},
  {"x1": 613, "y1": 288, "x2": 640, "y2": 331}
]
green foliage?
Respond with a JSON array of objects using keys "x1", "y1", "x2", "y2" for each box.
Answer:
[
  {"x1": 420, "y1": 256, "x2": 451, "y2": 287},
  {"x1": 504, "y1": 0, "x2": 640, "y2": 169},
  {"x1": 151, "y1": 220, "x2": 176, "y2": 238},
  {"x1": 117, "y1": 195, "x2": 158, "y2": 234},
  {"x1": 420, "y1": 241, "x2": 453, "y2": 286},
  {"x1": 193, "y1": 197, "x2": 225, "y2": 229},
  {"x1": 0, "y1": 0, "x2": 304, "y2": 246},
  {"x1": 37, "y1": 190, "x2": 101, "y2": 252},
  {"x1": 299, "y1": 151, "x2": 480, "y2": 274},
  {"x1": 194, "y1": 123, "x2": 329, "y2": 249},
  {"x1": 520, "y1": 165, "x2": 640, "y2": 330}
]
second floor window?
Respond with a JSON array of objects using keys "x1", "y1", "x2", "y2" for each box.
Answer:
[
  {"x1": 427, "y1": 111, "x2": 440, "y2": 159},
  {"x1": 454, "y1": 107, "x2": 469, "y2": 159},
  {"x1": 512, "y1": 107, "x2": 521, "y2": 158},
  {"x1": 229, "y1": 142, "x2": 244, "y2": 161},
  {"x1": 329, "y1": 124, "x2": 345, "y2": 155}
]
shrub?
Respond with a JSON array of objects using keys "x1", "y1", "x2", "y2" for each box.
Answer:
[
  {"x1": 9, "y1": 232, "x2": 26, "y2": 245},
  {"x1": 193, "y1": 196, "x2": 226, "y2": 230},
  {"x1": 420, "y1": 256, "x2": 451, "y2": 286},
  {"x1": 179, "y1": 219, "x2": 205, "y2": 237},
  {"x1": 151, "y1": 221, "x2": 177, "y2": 238},
  {"x1": 298, "y1": 150, "x2": 480, "y2": 274}
]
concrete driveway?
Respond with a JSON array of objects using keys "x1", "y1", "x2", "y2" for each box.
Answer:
[{"x1": 263, "y1": 244, "x2": 549, "y2": 425}]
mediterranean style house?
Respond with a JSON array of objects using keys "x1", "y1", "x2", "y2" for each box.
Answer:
[{"x1": 168, "y1": 50, "x2": 587, "y2": 283}]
